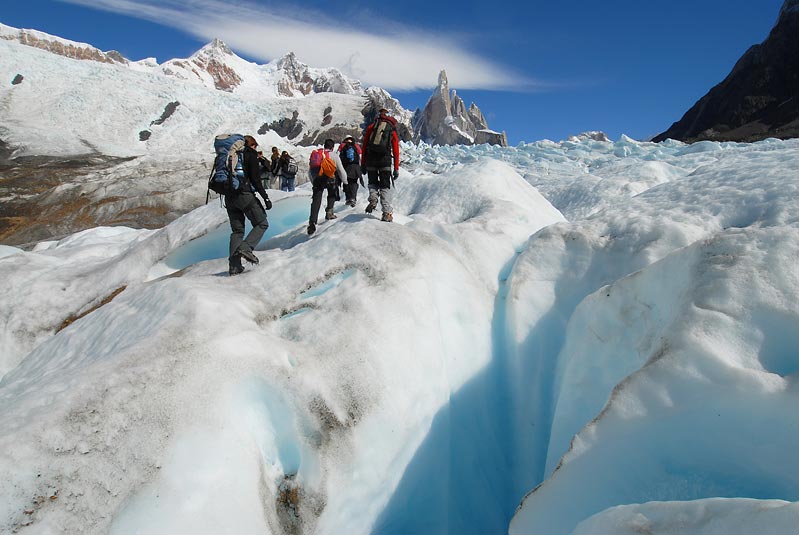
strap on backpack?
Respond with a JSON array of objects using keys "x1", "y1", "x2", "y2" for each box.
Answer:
[{"x1": 206, "y1": 154, "x2": 222, "y2": 205}]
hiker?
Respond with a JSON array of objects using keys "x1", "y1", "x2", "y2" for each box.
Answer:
[
  {"x1": 338, "y1": 135, "x2": 363, "y2": 207},
  {"x1": 257, "y1": 149, "x2": 273, "y2": 190},
  {"x1": 362, "y1": 108, "x2": 400, "y2": 222},
  {"x1": 307, "y1": 138, "x2": 347, "y2": 236},
  {"x1": 267, "y1": 146, "x2": 281, "y2": 189},
  {"x1": 226, "y1": 135, "x2": 272, "y2": 276},
  {"x1": 279, "y1": 151, "x2": 298, "y2": 192}
]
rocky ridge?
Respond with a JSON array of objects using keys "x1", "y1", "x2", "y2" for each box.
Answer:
[
  {"x1": 653, "y1": 0, "x2": 799, "y2": 143},
  {"x1": 0, "y1": 23, "x2": 127, "y2": 65}
]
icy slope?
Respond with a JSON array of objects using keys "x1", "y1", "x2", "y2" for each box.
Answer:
[
  {"x1": 0, "y1": 160, "x2": 563, "y2": 534},
  {"x1": 509, "y1": 138, "x2": 799, "y2": 534}
]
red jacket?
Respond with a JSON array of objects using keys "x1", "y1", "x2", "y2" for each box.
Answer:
[{"x1": 362, "y1": 115, "x2": 400, "y2": 171}]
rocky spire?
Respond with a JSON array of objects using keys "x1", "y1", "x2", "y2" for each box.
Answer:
[{"x1": 416, "y1": 69, "x2": 507, "y2": 146}]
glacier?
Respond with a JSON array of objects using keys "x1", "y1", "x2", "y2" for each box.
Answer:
[
  {"x1": 3, "y1": 18, "x2": 799, "y2": 535},
  {"x1": 2, "y1": 135, "x2": 799, "y2": 534}
]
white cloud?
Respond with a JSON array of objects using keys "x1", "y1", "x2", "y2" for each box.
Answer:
[{"x1": 60, "y1": 0, "x2": 536, "y2": 91}]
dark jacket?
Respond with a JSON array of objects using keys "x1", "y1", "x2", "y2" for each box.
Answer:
[
  {"x1": 270, "y1": 155, "x2": 280, "y2": 175},
  {"x1": 242, "y1": 145, "x2": 269, "y2": 198},
  {"x1": 278, "y1": 155, "x2": 295, "y2": 177},
  {"x1": 338, "y1": 141, "x2": 363, "y2": 180}
]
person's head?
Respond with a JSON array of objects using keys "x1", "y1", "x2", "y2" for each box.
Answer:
[
  {"x1": 281, "y1": 151, "x2": 289, "y2": 158},
  {"x1": 323, "y1": 139, "x2": 335, "y2": 150},
  {"x1": 244, "y1": 135, "x2": 258, "y2": 149},
  {"x1": 343, "y1": 135, "x2": 354, "y2": 145},
  {"x1": 378, "y1": 108, "x2": 388, "y2": 117},
  {"x1": 271, "y1": 146, "x2": 279, "y2": 155}
]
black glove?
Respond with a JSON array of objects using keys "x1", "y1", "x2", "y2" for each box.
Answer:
[
  {"x1": 263, "y1": 196, "x2": 272, "y2": 210},
  {"x1": 393, "y1": 169, "x2": 399, "y2": 179},
  {"x1": 361, "y1": 165, "x2": 367, "y2": 176}
]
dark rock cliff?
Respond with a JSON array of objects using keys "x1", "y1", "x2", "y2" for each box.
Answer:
[{"x1": 653, "y1": 1, "x2": 799, "y2": 143}]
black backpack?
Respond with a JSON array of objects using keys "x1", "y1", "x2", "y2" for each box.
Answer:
[
  {"x1": 365, "y1": 119, "x2": 394, "y2": 167},
  {"x1": 369, "y1": 119, "x2": 393, "y2": 156}
]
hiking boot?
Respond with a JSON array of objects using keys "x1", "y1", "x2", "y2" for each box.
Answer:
[
  {"x1": 307, "y1": 223, "x2": 316, "y2": 236},
  {"x1": 347, "y1": 199, "x2": 356, "y2": 207},
  {"x1": 229, "y1": 265, "x2": 245, "y2": 276},
  {"x1": 365, "y1": 201, "x2": 377, "y2": 214},
  {"x1": 381, "y1": 212, "x2": 394, "y2": 222},
  {"x1": 238, "y1": 249, "x2": 259, "y2": 265},
  {"x1": 325, "y1": 210, "x2": 337, "y2": 220}
]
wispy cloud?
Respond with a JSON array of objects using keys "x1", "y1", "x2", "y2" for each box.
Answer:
[{"x1": 60, "y1": 0, "x2": 537, "y2": 91}]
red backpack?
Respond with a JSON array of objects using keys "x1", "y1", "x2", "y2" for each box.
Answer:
[{"x1": 310, "y1": 148, "x2": 337, "y2": 178}]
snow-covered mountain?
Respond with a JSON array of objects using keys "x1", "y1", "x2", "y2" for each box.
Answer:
[
  {"x1": 2, "y1": 133, "x2": 799, "y2": 534},
  {"x1": 0, "y1": 23, "x2": 415, "y2": 245},
  {"x1": 156, "y1": 41, "x2": 363, "y2": 98},
  {"x1": 0, "y1": 23, "x2": 512, "y2": 245}
]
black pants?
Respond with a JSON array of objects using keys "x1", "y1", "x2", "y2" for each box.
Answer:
[
  {"x1": 344, "y1": 164, "x2": 361, "y2": 201},
  {"x1": 309, "y1": 176, "x2": 337, "y2": 224},
  {"x1": 226, "y1": 192, "x2": 268, "y2": 267}
]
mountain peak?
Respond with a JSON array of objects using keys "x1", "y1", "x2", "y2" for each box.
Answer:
[
  {"x1": 437, "y1": 69, "x2": 449, "y2": 89},
  {"x1": 276, "y1": 51, "x2": 304, "y2": 71},
  {"x1": 417, "y1": 70, "x2": 506, "y2": 146},
  {"x1": 164, "y1": 38, "x2": 243, "y2": 92},
  {"x1": 194, "y1": 38, "x2": 234, "y2": 58}
]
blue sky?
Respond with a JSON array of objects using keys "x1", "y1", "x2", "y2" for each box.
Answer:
[{"x1": 2, "y1": 0, "x2": 787, "y2": 144}]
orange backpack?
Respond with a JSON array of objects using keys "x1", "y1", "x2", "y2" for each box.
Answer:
[{"x1": 319, "y1": 150, "x2": 337, "y2": 178}]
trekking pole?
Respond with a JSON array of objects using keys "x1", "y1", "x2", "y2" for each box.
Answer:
[{"x1": 205, "y1": 165, "x2": 215, "y2": 205}]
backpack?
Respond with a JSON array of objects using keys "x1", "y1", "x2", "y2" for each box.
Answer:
[
  {"x1": 309, "y1": 148, "x2": 325, "y2": 169},
  {"x1": 284, "y1": 158, "x2": 298, "y2": 177},
  {"x1": 369, "y1": 119, "x2": 394, "y2": 157},
  {"x1": 209, "y1": 133, "x2": 245, "y2": 195},
  {"x1": 310, "y1": 148, "x2": 337, "y2": 178},
  {"x1": 340, "y1": 144, "x2": 357, "y2": 165}
]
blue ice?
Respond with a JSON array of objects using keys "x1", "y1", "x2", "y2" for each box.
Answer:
[
  {"x1": 159, "y1": 196, "x2": 310, "y2": 272},
  {"x1": 300, "y1": 269, "x2": 355, "y2": 300}
]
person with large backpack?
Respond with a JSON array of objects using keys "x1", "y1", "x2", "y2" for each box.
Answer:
[
  {"x1": 278, "y1": 151, "x2": 299, "y2": 191},
  {"x1": 306, "y1": 138, "x2": 347, "y2": 236},
  {"x1": 209, "y1": 134, "x2": 272, "y2": 276},
  {"x1": 362, "y1": 108, "x2": 400, "y2": 222},
  {"x1": 338, "y1": 135, "x2": 363, "y2": 207}
]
